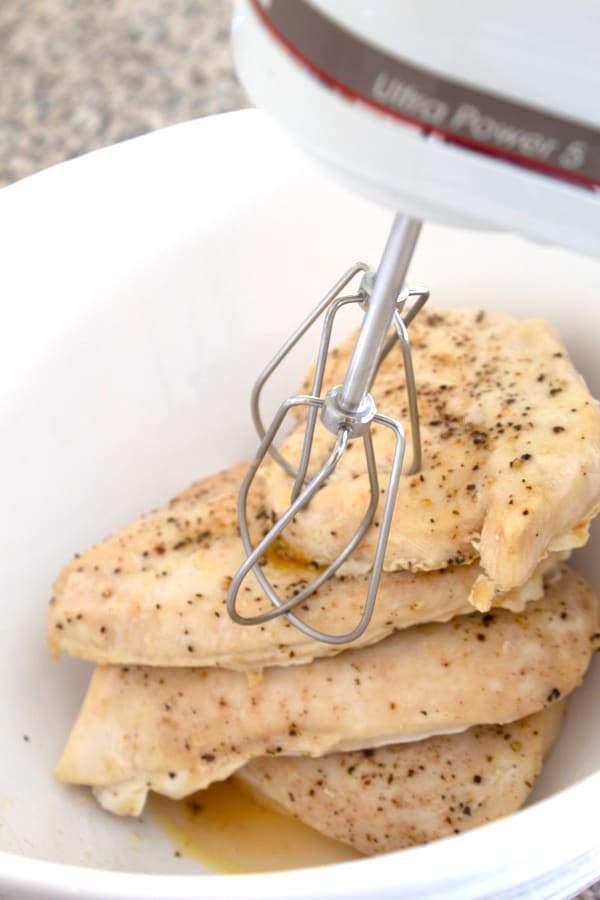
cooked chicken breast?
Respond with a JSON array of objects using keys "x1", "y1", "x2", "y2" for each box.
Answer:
[
  {"x1": 238, "y1": 703, "x2": 564, "y2": 855},
  {"x1": 55, "y1": 568, "x2": 598, "y2": 815},
  {"x1": 263, "y1": 309, "x2": 600, "y2": 591},
  {"x1": 48, "y1": 462, "x2": 562, "y2": 669}
]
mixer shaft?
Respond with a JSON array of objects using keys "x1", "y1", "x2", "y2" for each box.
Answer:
[{"x1": 336, "y1": 215, "x2": 421, "y2": 418}]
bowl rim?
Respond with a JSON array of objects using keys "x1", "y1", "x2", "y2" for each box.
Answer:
[{"x1": 1, "y1": 771, "x2": 599, "y2": 898}]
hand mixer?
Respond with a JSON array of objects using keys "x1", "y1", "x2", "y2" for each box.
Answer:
[{"x1": 227, "y1": 0, "x2": 600, "y2": 644}]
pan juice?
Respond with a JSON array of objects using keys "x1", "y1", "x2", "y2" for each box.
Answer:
[{"x1": 149, "y1": 777, "x2": 359, "y2": 872}]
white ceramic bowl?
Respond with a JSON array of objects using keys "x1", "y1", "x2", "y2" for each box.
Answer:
[{"x1": 0, "y1": 110, "x2": 599, "y2": 900}]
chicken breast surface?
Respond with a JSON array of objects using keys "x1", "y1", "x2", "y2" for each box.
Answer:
[
  {"x1": 263, "y1": 308, "x2": 600, "y2": 590},
  {"x1": 48, "y1": 463, "x2": 562, "y2": 669},
  {"x1": 56, "y1": 568, "x2": 598, "y2": 815},
  {"x1": 238, "y1": 703, "x2": 564, "y2": 855}
]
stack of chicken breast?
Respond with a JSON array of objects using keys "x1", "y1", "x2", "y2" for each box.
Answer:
[{"x1": 48, "y1": 307, "x2": 600, "y2": 855}]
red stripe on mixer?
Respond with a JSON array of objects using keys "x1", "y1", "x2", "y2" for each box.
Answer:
[{"x1": 249, "y1": 0, "x2": 600, "y2": 191}]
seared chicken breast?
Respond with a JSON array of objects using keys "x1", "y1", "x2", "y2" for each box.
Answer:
[
  {"x1": 55, "y1": 568, "x2": 598, "y2": 815},
  {"x1": 48, "y1": 463, "x2": 562, "y2": 668},
  {"x1": 263, "y1": 309, "x2": 600, "y2": 591},
  {"x1": 238, "y1": 703, "x2": 564, "y2": 855}
]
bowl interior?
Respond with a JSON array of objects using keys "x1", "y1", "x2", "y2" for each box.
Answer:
[{"x1": 0, "y1": 110, "x2": 599, "y2": 888}]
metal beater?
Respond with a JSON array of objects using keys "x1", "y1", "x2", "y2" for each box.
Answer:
[{"x1": 226, "y1": 214, "x2": 429, "y2": 644}]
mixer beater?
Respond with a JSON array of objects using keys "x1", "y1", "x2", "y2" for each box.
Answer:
[{"x1": 227, "y1": 214, "x2": 429, "y2": 643}]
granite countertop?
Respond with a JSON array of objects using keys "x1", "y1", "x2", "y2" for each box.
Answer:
[
  {"x1": 0, "y1": 0, "x2": 248, "y2": 187},
  {"x1": 1, "y1": 3, "x2": 598, "y2": 897}
]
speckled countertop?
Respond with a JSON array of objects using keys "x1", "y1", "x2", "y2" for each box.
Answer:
[
  {"x1": 0, "y1": 0, "x2": 248, "y2": 187},
  {"x1": 1, "y1": 3, "x2": 599, "y2": 897}
]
